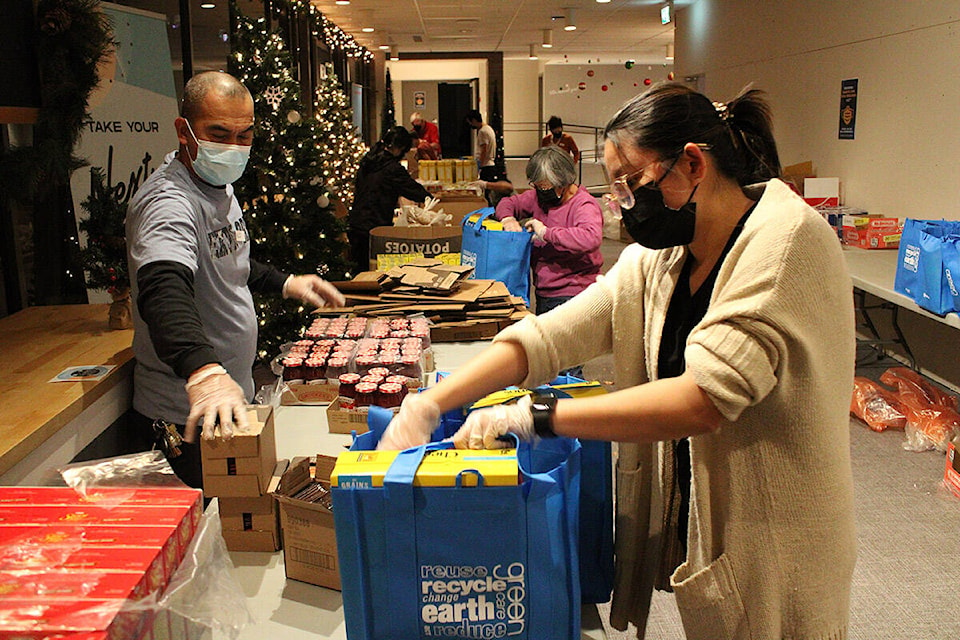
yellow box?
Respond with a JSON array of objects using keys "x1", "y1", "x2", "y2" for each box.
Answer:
[{"x1": 331, "y1": 448, "x2": 519, "y2": 488}]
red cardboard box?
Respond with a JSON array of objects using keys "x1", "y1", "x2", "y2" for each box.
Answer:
[
  {"x1": 945, "y1": 437, "x2": 960, "y2": 499},
  {"x1": 842, "y1": 216, "x2": 902, "y2": 249}
]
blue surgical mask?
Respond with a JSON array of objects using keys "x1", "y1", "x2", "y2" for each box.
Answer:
[{"x1": 185, "y1": 120, "x2": 251, "y2": 186}]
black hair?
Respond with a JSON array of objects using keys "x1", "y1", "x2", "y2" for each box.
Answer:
[
  {"x1": 547, "y1": 116, "x2": 563, "y2": 130},
  {"x1": 604, "y1": 82, "x2": 781, "y2": 185},
  {"x1": 377, "y1": 126, "x2": 414, "y2": 155},
  {"x1": 465, "y1": 109, "x2": 483, "y2": 124}
]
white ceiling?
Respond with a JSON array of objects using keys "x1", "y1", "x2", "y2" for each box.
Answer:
[
  {"x1": 314, "y1": 0, "x2": 679, "y2": 65},
  {"x1": 115, "y1": 0, "x2": 680, "y2": 70}
]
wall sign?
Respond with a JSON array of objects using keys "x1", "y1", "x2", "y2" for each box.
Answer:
[
  {"x1": 414, "y1": 90, "x2": 426, "y2": 108},
  {"x1": 839, "y1": 78, "x2": 858, "y2": 140}
]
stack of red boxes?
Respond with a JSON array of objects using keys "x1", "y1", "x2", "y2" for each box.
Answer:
[{"x1": 0, "y1": 486, "x2": 202, "y2": 639}]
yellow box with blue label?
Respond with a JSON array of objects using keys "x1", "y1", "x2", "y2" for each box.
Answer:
[{"x1": 331, "y1": 447, "x2": 518, "y2": 488}]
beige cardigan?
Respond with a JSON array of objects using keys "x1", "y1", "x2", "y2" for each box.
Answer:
[{"x1": 496, "y1": 179, "x2": 857, "y2": 640}]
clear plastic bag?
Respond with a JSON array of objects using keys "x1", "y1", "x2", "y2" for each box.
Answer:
[
  {"x1": 41, "y1": 453, "x2": 256, "y2": 639},
  {"x1": 850, "y1": 377, "x2": 906, "y2": 432}
]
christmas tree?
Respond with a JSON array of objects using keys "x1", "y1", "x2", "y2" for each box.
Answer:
[
  {"x1": 230, "y1": 0, "x2": 365, "y2": 361},
  {"x1": 380, "y1": 68, "x2": 396, "y2": 137},
  {"x1": 77, "y1": 167, "x2": 128, "y2": 295}
]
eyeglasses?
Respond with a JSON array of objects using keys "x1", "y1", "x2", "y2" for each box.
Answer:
[{"x1": 607, "y1": 156, "x2": 678, "y2": 210}]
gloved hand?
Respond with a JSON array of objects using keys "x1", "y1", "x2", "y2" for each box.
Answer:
[
  {"x1": 376, "y1": 393, "x2": 442, "y2": 450},
  {"x1": 453, "y1": 395, "x2": 535, "y2": 450},
  {"x1": 283, "y1": 275, "x2": 346, "y2": 308},
  {"x1": 468, "y1": 180, "x2": 488, "y2": 191},
  {"x1": 501, "y1": 216, "x2": 523, "y2": 232},
  {"x1": 184, "y1": 365, "x2": 249, "y2": 443},
  {"x1": 523, "y1": 218, "x2": 547, "y2": 243}
]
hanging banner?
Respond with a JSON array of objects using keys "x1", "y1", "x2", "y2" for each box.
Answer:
[
  {"x1": 838, "y1": 78, "x2": 858, "y2": 140},
  {"x1": 71, "y1": 2, "x2": 179, "y2": 301}
]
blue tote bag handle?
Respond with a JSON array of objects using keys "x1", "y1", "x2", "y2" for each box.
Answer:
[{"x1": 461, "y1": 206, "x2": 498, "y2": 231}]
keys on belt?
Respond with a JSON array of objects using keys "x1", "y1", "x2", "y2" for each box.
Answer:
[{"x1": 152, "y1": 419, "x2": 183, "y2": 459}]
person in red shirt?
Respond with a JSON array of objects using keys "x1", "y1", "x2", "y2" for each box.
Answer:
[
  {"x1": 541, "y1": 115, "x2": 580, "y2": 163},
  {"x1": 410, "y1": 112, "x2": 441, "y2": 159}
]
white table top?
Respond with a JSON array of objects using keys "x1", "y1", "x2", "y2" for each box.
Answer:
[
  {"x1": 216, "y1": 341, "x2": 607, "y2": 640},
  {"x1": 843, "y1": 246, "x2": 960, "y2": 329}
]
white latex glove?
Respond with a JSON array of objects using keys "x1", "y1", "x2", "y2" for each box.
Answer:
[
  {"x1": 377, "y1": 393, "x2": 442, "y2": 450},
  {"x1": 501, "y1": 216, "x2": 523, "y2": 232},
  {"x1": 283, "y1": 275, "x2": 346, "y2": 308},
  {"x1": 184, "y1": 365, "x2": 250, "y2": 443},
  {"x1": 523, "y1": 218, "x2": 547, "y2": 243},
  {"x1": 453, "y1": 395, "x2": 535, "y2": 450},
  {"x1": 468, "y1": 180, "x2": 488, "y2": 190}
]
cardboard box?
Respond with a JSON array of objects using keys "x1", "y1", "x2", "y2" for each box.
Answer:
[
  {"x1": 429, "y1": 310, "x2": 532, "y2": 343},
  {"x1": 332, "y1": 448, "x2": 518, "y2": 488},
  {"x1": 841, "y1": 216, "x2": 902, "y2": 249},
  {"x1": 944, "y1": 437, "x2": 960, "y2": 499},
  {"x1": 274, "y1": 456, "x2": 341, "y2": 590},
  {"x1": 217, "y1": 460, "x2": 288, "y2": 552},
  {"x1": 437, "y1": 194, "x2": 487, "y2": 226},
  {"x1": 279, "y1": 380, "x2": 339, "y2": 406},
  {"x1": 803, "y1": 176, "x2": 840, "y2": 208},
  {"x1": 201, "y1": 406, "x2": 278, "y2": 498},
  {"x1": 368, "y1": 225, "x2": 462, "y2": 271},
  {"x1": 326, "y1": 398, "x2": 401, "y2": 435}
]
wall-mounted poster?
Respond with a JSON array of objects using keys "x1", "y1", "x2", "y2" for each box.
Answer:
[
  {"x1": 414, "y1": 91, "x2": 426, "y2": 109},
  {"x1": 71, "y1": 2, "x2": 179, "y2": 301},
  {"x1": 839, "y1": 78, "x2": 858, "y2": 140}
]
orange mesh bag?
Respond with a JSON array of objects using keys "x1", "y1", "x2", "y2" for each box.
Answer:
[{"x1": 879, "y1": 368, "x2": 960, "y2": 452}]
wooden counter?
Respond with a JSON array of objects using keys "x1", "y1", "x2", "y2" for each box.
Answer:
[{"x1": 0, "y1": 304, "x2": 134, "y2": 482}]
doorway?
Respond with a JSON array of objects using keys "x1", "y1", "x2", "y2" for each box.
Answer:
[{"x1": 438, "y1": 82, "x2": 475, "y2": 159}]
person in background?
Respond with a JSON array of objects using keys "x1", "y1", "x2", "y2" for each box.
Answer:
[
  {"x1": 348, "y1": 126, "x2": 432, "y2": 273},
  {"x1": 541, "y1": 115, "x2": 580, "y2": 163},
  {"x1": 378, "y1": 83, "x2": 857, "y2": 640},
  {"x1": 126, "y1": 71, "x2": 344, "y2": 490},
  {"x1": 465, "y1": 109, "x2": 498, "y2": 183},
  {"x1": 410, "y1": 111, "x2": 441, "y2": 159},
  {"x1": 494, "y1": 146, "x2": 602, "y2": 378}
]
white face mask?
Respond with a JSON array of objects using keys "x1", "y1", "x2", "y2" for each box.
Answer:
[{"x1": 184, "y1": 119, "x2": 251, "y2": 186}]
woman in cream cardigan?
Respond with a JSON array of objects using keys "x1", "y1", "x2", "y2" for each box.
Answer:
[{"x1": 379, "y1": 83, "x2": 857, "y2": 640}]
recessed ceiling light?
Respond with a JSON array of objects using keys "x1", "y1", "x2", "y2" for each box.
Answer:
[
  {"x1": 362, "y1": 26, "x2": 375, "y2": 32},
  {"x1": 200, "y1": 2, "x2": 215, "y2": 8},
  {"x1": 379, "y1": 44, "x2": 390, "y2": 50},
  {"x1": 335, "y1": 0, "x2": 350, "y2": 5}
]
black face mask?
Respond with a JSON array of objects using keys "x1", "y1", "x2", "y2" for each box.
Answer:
[
  {"x1": 536, "y1": 187, "x2": 563, "y2": 209},
  {"x1": 620, "y1": 183, "x2": 698, "y2": 249}
]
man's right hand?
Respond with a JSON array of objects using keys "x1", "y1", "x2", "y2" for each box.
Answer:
[{"x1": 184, "y1": 364, "x2": 249, "y2": 442}]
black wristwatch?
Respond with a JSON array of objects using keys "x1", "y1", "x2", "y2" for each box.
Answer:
[{"x1": 529, "y1": 394, "x2": 558, "y2": 438}]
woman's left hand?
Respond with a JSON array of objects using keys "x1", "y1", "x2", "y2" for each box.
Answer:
[
  {"x1": 523, "y1": 219, "x2": 547, "y2": 242},
  {"x1": 453, "y1": 395, "x2": 535, "y2": 449}
]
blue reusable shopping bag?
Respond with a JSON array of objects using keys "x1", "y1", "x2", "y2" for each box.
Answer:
[
  {"x1": 894, "y1": 219, "x2": 960, "y2": 315},
  {"x1": 333, "y1": 407, "x2": 582, "y2": 640},
  {"x1": 537, "y1": 377, "x2": 614, "y2": 604},
  {"x1": 461, "y1": 207, "x2": 533, "y2": 306}
]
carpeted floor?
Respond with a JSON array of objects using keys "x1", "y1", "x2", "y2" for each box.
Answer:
[{"x1": 579, "y1": 238, "x2": 960, "y2": 640}]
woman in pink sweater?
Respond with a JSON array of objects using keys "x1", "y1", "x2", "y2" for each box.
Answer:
[{"x1": 494, "y1": 147, "x2": 603, "y2": 376}]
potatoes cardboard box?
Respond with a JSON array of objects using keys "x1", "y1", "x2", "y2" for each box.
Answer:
[
  {"x1": 218, "y1": 459, "x2": 288, "y2": 552},
  {"x1": 274, "y1": 455, "x2": 341, "y2": 590},
  {"x1": 201, "y1": 405, "x2": 278, "y2": 498},
  {"x1": 369, "y1": 225, "x2": 462, "y2": 271},
  {"x1": 944, "y1": 437, "x2": 960, "y2": 499}
]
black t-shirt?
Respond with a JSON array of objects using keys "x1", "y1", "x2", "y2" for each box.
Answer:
[{"x1": 657, "y1": 204, "x2": 755, "y2": 550}]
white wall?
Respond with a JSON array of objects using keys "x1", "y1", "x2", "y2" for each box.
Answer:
[
  {"x1": 386, "y1": 59, "x2": 488, "y2": 126},
  {"x1": 676, "y1": 0, "x2": 960, "y2": 219},
  {"x1": 502, "y1": 59, "x2": 541, "y2": 157}
]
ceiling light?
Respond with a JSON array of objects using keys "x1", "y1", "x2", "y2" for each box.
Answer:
[
  {"x1": 665, "y1": 43, "x2": 674, "y2": 61},
  {"x1": 379, "y1": 44, "x2": 391, "y2": 51},
  {"x1": 541, "y1": 29, "x2": 553, "y2": 48},
  {"x1": 362, "y1": 26, "x2": 375, "y2": 33},
  {"x1": 596, "y1": 0, "x2": 611, "y2": 3},
  {"x1": 335, "y1": 0, "x2": 350, "y2": 5},
  {"x1": 529, "y1": 44, "x2": 538, "y2": 60},
  {"x1": 564, "y1": 8, "x2": 577, "y2": 31},
  {"x1": 200, "y1": 2, "x2": 215, "y2": 7},
  {"x1": 390, "y1": 47, "x2": 399, "y2": 61}
]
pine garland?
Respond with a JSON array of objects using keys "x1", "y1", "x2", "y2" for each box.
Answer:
[{"x1": 0, "y1": 0, "x2": 114, "y2": 203}]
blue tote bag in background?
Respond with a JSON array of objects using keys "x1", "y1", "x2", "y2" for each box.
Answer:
[
  {"x1": 461, "y1": 207, "x2": 533, "y2": 306},
  {"x1": 895, "y1": 219, "x2": 960, "y2": 315},
  {"x1": 332, "y1": 407, "x2": 582, "y2": 640}
]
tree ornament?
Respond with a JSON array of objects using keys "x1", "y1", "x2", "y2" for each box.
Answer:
[
  {"x1": 264, "y1": 85, "x2": 283, "y2": 111},
  {"x1": 317, "y1": 193, "x2": 329, "y2": 208},
  {"x1": 287, "y1": 110, "x2": 301, "y2": 124}
]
